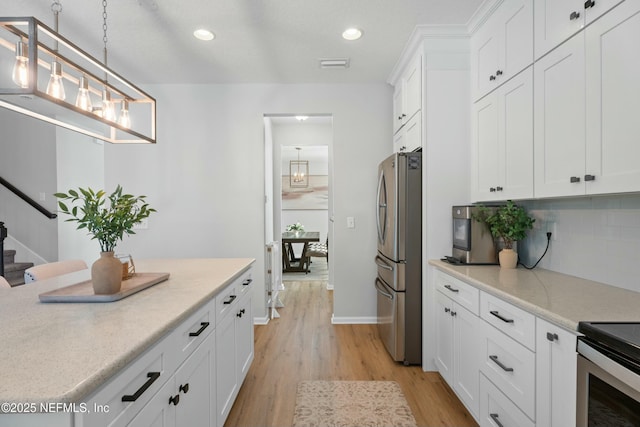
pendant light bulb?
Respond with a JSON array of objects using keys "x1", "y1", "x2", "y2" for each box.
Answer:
[
  {"x1": 118, "y1": 99, "x2": 131, "y2": 128},
  {"x1": 46, "y1": 60, "x2": 66, "y2": 100},
  {"x1": 102, "y1": 89, "x2": 116, "y2": 121},
  {"x1": 75, "y1": 75, "x2": 93, "y2": 112},
  {"x1": 12, "y1": 41, "x2": 29, "y2": 88}
]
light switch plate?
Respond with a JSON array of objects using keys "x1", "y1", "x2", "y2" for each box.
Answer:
[{"x1": 347, "y1": 216, "x2": 355, "y2": 228}]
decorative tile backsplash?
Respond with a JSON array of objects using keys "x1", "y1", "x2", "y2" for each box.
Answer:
[{"x1": 518, "y1": 195, "x2": 640, "y2": 293}]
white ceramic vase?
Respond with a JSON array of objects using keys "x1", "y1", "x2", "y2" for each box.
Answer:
[
  {"x1": 498, "y1": 248, "x2": 518, "y2": 269},
  {"x1": 92, "y1": 251, "x2": 123, "y2": 294}
]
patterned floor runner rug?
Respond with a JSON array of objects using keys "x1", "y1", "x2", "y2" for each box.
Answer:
[{"x1": 292, "y1": 380, "x2": 418, "y2": 427}]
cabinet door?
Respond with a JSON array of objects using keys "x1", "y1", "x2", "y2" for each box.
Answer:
[
  {"x1": 393, "y1": 128, "x2": 406, "y2": 153},
  {"x1": 535, "y1": 318, "x2": 577, "y2": 427},
  {"x1": 393, "y1": 86, "x2": 404, "y2": 134},
  {"x1": 498, "y1": 0, "x2": 533, "y2": 82},
  {"x1": 453, "y1": 304, "x2": 480, "y2": 419},
  {"x1": 534, "y1": 0, "x2": 584, "y2": 59},
  {"x1": 175, "y1": 332, "x2": 215, "y2": 427},
  {"x1": 403, "y1": 114, "x2": 421, "y2": 153},
  {"x1": 534, "y1": 33, "x2": 586, "y2": 198},
  {"x1": 500, "y1": 67, "x2": 533, "y2": 200},
  {"x1": 471, "y1": 22, "x2": 500, "y2": 101},
  {"x1": 404, "y1": 55, "x2": 422, "y2": 122},
  {"x1": 584, "y1": 0, "x2": 626, "y2": 25},
  {"x1": 585, "y1": 1, "x2": 640, "y2": 195},
  {"x1": 471, "y1": 92, "x2": 500, "y2": 202},
  {"x1": 127, "y1": 379, "x2": 175, "y2": 427},
  {"x1": 236, "y1": 294, "x2": 254, "y2": 384},
  {"x1": 434, "y1": 291, "x2": 454, "y2": 384},
  {"x1": 215, "y1": 313, "x2": 237, "y2": 427}
]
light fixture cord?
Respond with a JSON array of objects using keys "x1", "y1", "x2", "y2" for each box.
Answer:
[
  {"x1": 51, "y1": 0, "x2": 62, "y2": 52},
  {"x1": 102, "y1": 0, "x2": 109, "y2": 82}
]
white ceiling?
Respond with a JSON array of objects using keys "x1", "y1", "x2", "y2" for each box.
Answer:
[{"x1": 3, "y1": 0, "x2": 483, "y2": 84}]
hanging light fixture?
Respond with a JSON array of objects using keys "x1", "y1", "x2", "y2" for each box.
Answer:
[
  {"x1": 0, "y1": 0, "x2": 156, "y2": 143},
  {"x1": 290, "y1": 147, "x2": 309, "y2": 188}
]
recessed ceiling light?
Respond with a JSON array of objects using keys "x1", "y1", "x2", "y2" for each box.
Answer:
[
  {"x1": 318, "y1": 58, "x2": 350, "y2": 69},
  {"x1": 342, "y1": 28, "x2": 363, "y2": 41},
  {"x1": 296, "y1": 116, "x2": 309, "y2": 121},
  {"x1": 193, "y1": 29, "x2": 215, "y2": 41}
]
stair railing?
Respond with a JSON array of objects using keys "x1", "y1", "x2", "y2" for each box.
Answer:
[
  {"x1": 0, "y1": 222, "x2": 6, "y2": 277},
  {"x1": 0, "y1": 176, "x2": 57, "y2": 219}
]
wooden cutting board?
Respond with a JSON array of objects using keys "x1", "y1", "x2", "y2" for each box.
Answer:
[{"x1": 38, "y1": 272, "x2": 170, "y2": 303}]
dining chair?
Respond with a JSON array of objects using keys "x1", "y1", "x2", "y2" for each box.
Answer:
[
  {"x1": 24, "y1": 259, "x2": 88, "y2": 284},
  {"x1": 306, "y1": 237, "x2": 328, "y2": 272}
]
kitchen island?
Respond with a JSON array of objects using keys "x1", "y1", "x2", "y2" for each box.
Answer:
[{"x1": 0, "y1": 258, "x2": 254, "y2": 427}]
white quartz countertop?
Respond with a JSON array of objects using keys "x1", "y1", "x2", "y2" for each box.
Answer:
[
  {"x1": 429, "y1": 259, "x2": 640, "y2": 331},
  {"x1": 0, "y1": 258, "x2": 254, "y2": 405}
]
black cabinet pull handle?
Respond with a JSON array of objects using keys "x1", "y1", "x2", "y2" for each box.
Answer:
[
  {"x1": 584, "y1": 0, "x2": 595, "y2": 9},
  {"x1": 496, "y1": 186, "x2": 503, "y2": 191},
  {"x1": 169, "y1": 394, "x2": 180, "y2": 406},
  {"x1": 490, "y1": 310, "x2": 514, "y2": 324},
  {"x1": 570, "y1": 11, "x2": 581, "y2": 20},
  {"x1": 570, "y1": 176, "x2": 581, "y2": 183},
  {"x1": 585, "y1": 174, "x2": 596, "y2": 181},
  {"x1": 122, "y1": 372, "x2": 161, "y2": 402},
  {"x1": 451, "y1": 310, "x2": 457, "y2": 317},
  {"x1": 444, "y1": 284, "x2": 459, "y2": 293},
  {"x1": 490, "y1": 413, "x2": 505, "y2": 427},
  {"x1": 179, "y1": 383, "x2": 189, "y2": 394},
  {"x1": 402, "y1": 113, "x2": 407, "y2": 118},
  {"x1": 547, "y1": 332, "x2": 559, "y2": 342},
  {"x1": 489, "y1": 75, "x2": 496, "y2": 81},
  {"x1": 223, "y1": 295, "x2": 237, "y2": 305},
  {"x1": 398, "y1": 116, "x2": 403, "y2": 120},
  {"x1": 490, "y1": 355, "x2": 514, "y2": 372},
  {"x1": 496, "y1": 70, "x2": 503, "y2": 76},
  {"x1": 490, "y1": 187, "x2": 496, "y2": 192},
  {"x1": 444, "y1": 307, "x2": 450, "y2": 313},
  {"x1": 242, "y1": 278, "x2": 253, "y2": 286},
  {"x1": 189, "y1": 322, "x2": 210, "y2": 337}
]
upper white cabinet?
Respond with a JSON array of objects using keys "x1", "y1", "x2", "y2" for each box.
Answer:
[
  {"x1": 393, "y1": 113, "x2": 422, "y2": 153},
  {"x1": 535, "y1": 0, "x2": 640, "y2": 198},
  {"x1": 471, "y1": 0, "x2": 533, "y2": 101},
  {"x1": 534, "y1": 0, "x2": 625, "y2": 59},
  {"x1": 472, "y1": 67, "x2": 533, "y2": 202},
  {"x1": 393, "y1": 54, "x2": 422, "y2": 135}
]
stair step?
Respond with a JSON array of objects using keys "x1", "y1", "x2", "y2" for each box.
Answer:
[
  {"x1": 3, "y1": 261, "x2": 34, "y2": 287},
  {"x1": 3, "y1": 249, "x2": 16, "y2": 265}
]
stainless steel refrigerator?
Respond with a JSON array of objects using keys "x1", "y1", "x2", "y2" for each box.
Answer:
[{"x1": 375, "y1": 151, "x2": 422, "y2": 365}]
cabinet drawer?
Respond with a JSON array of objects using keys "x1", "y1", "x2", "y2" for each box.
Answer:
[
  {"x1": 435, "y1": 271, "x2": 480, "y2": 315},
  {"x1": 216, "y1": 281, "x2": 239, "y2": 321},
  {"x1": 236, "y1": 270, "x2": 253, "y2": 299},
  {"x1": 480, "y1": 320, "x2": 535, "y2": 419},
  {"x1": 481, "y1": 292, "x2": 535, "y2": 350},
  {"x1": 79, "y1": 337, "x2": 173, "y2": 427},
  {"x1": 173, "y1": 299, "x2": 215, "y2": 366},
  {"x1": 479, "y1": 374, "x2": 534, "y2": 427}
]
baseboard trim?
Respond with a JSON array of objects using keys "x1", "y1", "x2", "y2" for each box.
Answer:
[
  {"x1": 253, "y1": 315, "x2": 270, "y2": 325},
  {"x1": 331, "y1": 315, "x2": 377, "y2": 325},
  {"x1": 326, "y1": 282, "x2": 334, "y2": 290}
]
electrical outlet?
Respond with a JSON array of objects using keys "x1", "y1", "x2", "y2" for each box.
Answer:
[{"x1": 347, "y1": 216, "x2": 355, "y2": 229}]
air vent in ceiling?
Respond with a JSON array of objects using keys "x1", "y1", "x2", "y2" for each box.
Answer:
[{"x1": 318, "y1": 58, "x2": 350, "y2": 69}]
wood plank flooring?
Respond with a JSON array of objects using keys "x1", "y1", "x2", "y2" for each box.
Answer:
[{"x1": 224, "y1": 280, "x2": 478, "y2": 427}]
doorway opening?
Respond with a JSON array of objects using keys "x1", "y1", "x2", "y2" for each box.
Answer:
[{"x1": 263, "y1": 114, "x2": 333, "y2": 319}]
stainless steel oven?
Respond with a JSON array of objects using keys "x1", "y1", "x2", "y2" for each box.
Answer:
[{"x1": 577, "y1": 322, "x2": 640, "y2": 427}]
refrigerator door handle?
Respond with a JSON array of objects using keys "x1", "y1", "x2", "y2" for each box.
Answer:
[
  {"x1": 375, "y1": 255, "x2": 394, "y2": 271},
  {"x1": 375, "y1": 278, "x2": 394, "y2": 300},
  {"x1": 376, "y1": 170, "x2": 387, "y2": 244}
]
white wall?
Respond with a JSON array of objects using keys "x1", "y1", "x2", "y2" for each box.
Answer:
[{"x1": 95, "y1": 83, "x2": 391, "y2": 322}]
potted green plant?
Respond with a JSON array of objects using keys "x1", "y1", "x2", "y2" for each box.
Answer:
[
  {"x1": 286, "y1": 222, "x2": 305, "y2": 236},
  {"x1": 54, "y1": 185, "x2": 156, "y2": 294},
  {"x1": 473, "y1": 200, "x2": 535, "y2": 269}
]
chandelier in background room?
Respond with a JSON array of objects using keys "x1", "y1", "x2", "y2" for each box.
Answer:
[
  {"x1": 290, "y1": 147, "x2": 309, "y2": 188},
  {"x1": 0, "y1": 0, "x2": 156, "y2": 143}
]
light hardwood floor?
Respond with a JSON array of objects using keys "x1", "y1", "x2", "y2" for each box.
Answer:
[{"x1": 225, "y1": 280, "x2": 478, "y2": 427}]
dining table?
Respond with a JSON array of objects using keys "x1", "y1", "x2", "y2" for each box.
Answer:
[{"x1": 281, "y1": 231, "x2": 320, "y2": 273}]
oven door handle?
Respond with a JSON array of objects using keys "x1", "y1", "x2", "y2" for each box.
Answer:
[
  {"x1": 578, "y1": 340, "x2": 640, "y2": 392},
  {"x1": 375, "y1": 279, "x2": 394, "y2": 300}
]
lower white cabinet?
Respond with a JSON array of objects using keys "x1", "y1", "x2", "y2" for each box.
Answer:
[
  {"x1": 435, "y1": 289, "x2": 481, "y2": 419},
  {"x1": 479, "y1": 374, "x2": 534, "y2": 427},
  {"x1": 536, "y1": 318, "x2": 577, "y2": 427}
]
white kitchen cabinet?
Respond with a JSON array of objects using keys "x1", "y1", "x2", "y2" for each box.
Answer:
[
  {"x1": 585, "y1": 0, "x2": 640, "y2": 194},
  {"x1": 435, "y1": 271, "x2": 481, "y2": 419},
  {"x1": 535, "y1": 318, "x2": 577, "y2": 427},
  {"x1": 393, "y1": 54, "x2": 422, "y2": 135},
  {"x1": 216, "y1": 275, "x2": 254, "y2": 427},
  {"x1": 534, "y1": 0, "x2": 625, "y2": 60},
  {"x1": 393, "y1": 113, "x2": 421, "y2": 153},
  {"x1": 534, "y1": 33, "x2": 586, "y2": 198},
  {"x1": 479, "y1": 374, "x2": 534, "y2": 427},
  {"x1": 471, "y1": 0, "x2": 533, "y2": 101},
  {"x1": 472, "y1": 67, "x2": 533, "y2": 202}
]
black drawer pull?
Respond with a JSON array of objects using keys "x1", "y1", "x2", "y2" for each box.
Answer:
[
  {"x1": 490, "y1": 310, "x2": 514, "y2": 324},
  {"x1": 490, "y1": 187, "x2": 496, "y2": 192},
  {"x1": 189, "y1": 322, "x2": 210, "y2": 337},
  {"x1": 179, "y1": 383, "x2": 189, "y2": 394},
  {"x1": 496, "y1": 186, "x2": 503, "y2": 191},
  {"x1": 490, "y1": 355, "x2": 514, "y2": 372},
  {"x1": 242, "y1": 278, "x2": 253, "y2": 286},
  {"x1": 169, "y1": 394, "x2": 180, "y2": 406},
  {"x1": 490, "y1": 413, "x2": 504, "y2": 427},
  {"x1": 489, "y1": 75, "x2": 496, "y2": 81},
  {"x1": 584, "y1": 0, "x2": 595, "y2": 9},
  {"x1": 570, "y1": 176, "x2": 581, "y2": 183},
  {"x1": 584, "y1": 174, "x2": 596, "y2": 181},
  {"x1": 547, "y1": 332, "x2": 559, "y2": 342},
  {"x1": 444, "y1": 307, "x2": 450, "y2": 313},
  {"x1": 570, "y1": 10, "x2": 581, "y2": 20},
  {"x1": 444, "y1": 284, "x2": 459, "y2": 293},
  {"x1": 223, "y1": 295, "x2": 237, "y2": 305},
  {"x1": 122, "y1": 372, "x2": 161, "y2": 402}
]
